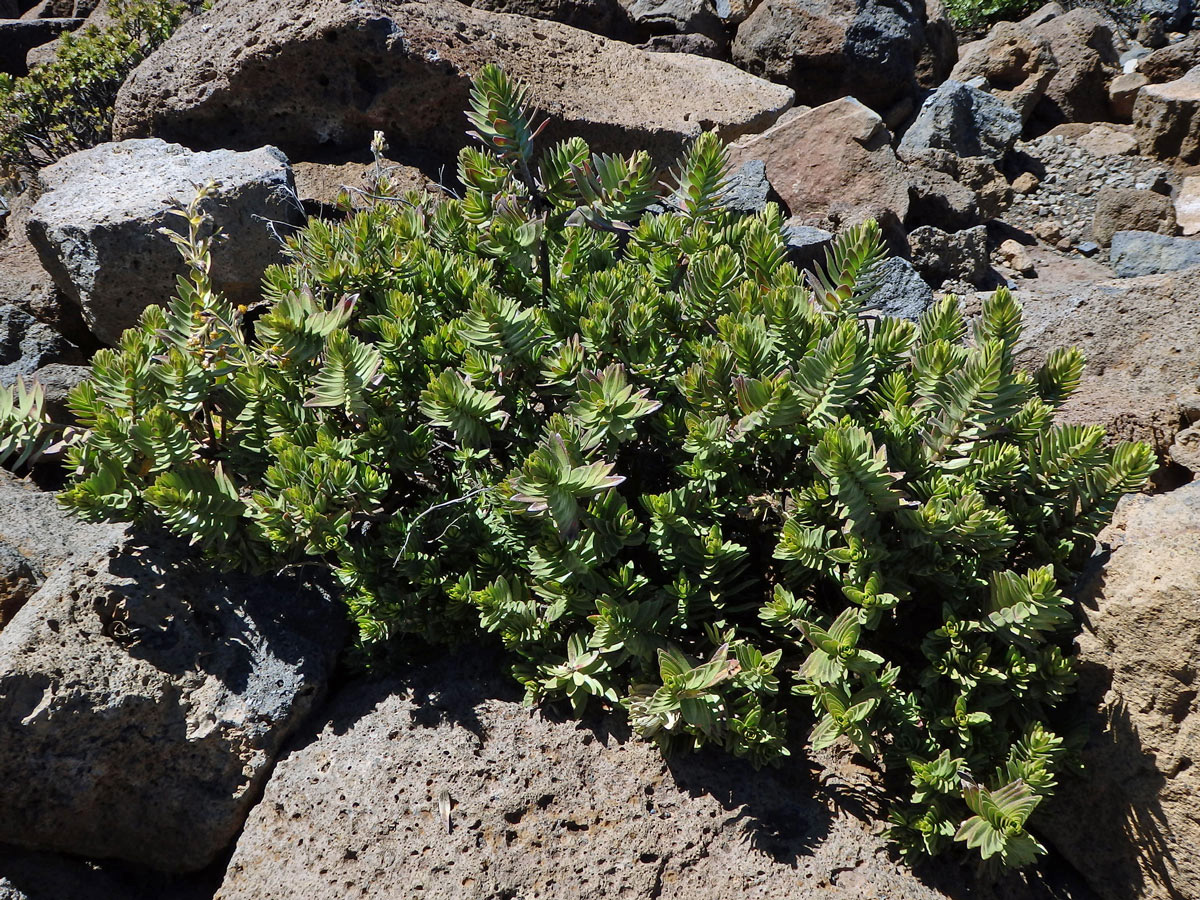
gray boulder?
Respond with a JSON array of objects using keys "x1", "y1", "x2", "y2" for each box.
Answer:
[
  {"x1": 112, "y1": 0, "x2": 793, "y2": 165},
  {"x1": 1131, "y1": 0, "x2": 1192, "y2": 32},
  {"x1": 620, "y1": 0, "x2": 723, "y2": 39},
  {"x1": 783, "y1": 221, "x2": 834, "y2": 271},
  {"x1": 0, "y1": 305, "x2": 81, "y2": 387},
  {"x1": 1110, "y1": 230, "x2": 1200, "y2": 277},
  {"x1": 215, "y1": 652, "x2": 960, "y2": 900},
  {"x1": 907, "y1": 224, "x2": 990, "y2": 285},
  {"x1": 871, "y1": 257, "x2": 934, "y2": 320},
  {"x1": 25, "y1": 361, "x2": 89, "y2": 421},
  {"x1": 731, "y1": 0, "x2": 956, "y2": 116},
  {"x1": 0, "y1": 470, "x2": 123, "y2": 630},
  {"x1": 0, "y1": 529, "x2": 345, "y2": 871},
  {"x1": 724, "y1": 159, "x2": 783, "y2": 215},
  {"x1": 26, "y1": 139, "x2": 303, "y2": 346},
  {"x1": 464, "y1": 0, "x2": 630, "y2": 35},
  {"x1": 898, "y1": 80, "x2": 1023, "y2": 163}
]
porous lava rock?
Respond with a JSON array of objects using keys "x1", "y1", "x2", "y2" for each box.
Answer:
[
  {"x1": 26, "y1": 138, "x2": 303, "y2": 346},
  {"x1": 1041, "y1": 482, "x2": 1200, "y2": 900},
  {"x1": 0, "y1": 530, "x2": 344, "y2": 871},
  {"x1": 215, "y1": 651, "x2": 958, "y2": 900},
  {"x1": 112, "y1": 0, "x2": 794, "y2": 164}
]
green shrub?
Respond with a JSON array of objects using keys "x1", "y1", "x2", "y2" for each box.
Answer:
[
  {"x1": 0, "y1": 0, "x2": 184, "y2": 180},
  {"x1": 942, "y1": 0, "x2": 1040, "y2": 30},
  {"x1": 0, "y1": 67, "x2": 1154, "y2": 869},
  {"x1": 944, "y1": 0, "x2": 1135, "y2": 31}
]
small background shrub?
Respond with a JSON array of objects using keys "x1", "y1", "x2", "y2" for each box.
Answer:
[
  {"x1": 944, "y1": 0, "x2": 1135, "y2": 33},
  {"x1": 0, "y1": 68, "x2": 1153, "y2": 870},
  {"x1": 0, "y1": 0, "x2": 184, "y2": 187}
]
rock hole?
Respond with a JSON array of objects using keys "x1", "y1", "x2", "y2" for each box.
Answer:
[{"x1": 503, "y1": 809, "x2": 525, "y2": 825}]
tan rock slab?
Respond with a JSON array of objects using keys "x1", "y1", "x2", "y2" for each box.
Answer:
[
  {"x1": 728, "y1": 97, "x2": 909, "y2": 233},
  {"x1": 1108, "y1": 71, "x2": 1148, "y2": 121},
  {"x1": 1176, "y1": 174, "x2": 1200, "y2": 235},
  {"x1": 113, "y1": 0, "x2": 794, "y2": 164},
  {"x1": 1013, "y1": 269, "x2": 1200, "y2": 452},
  {"x1": 1134, "y1": 65, "x2": 1200, "y2": 163},
  {"x1": 1073, "y1": 123, "x2": 1139, "y2": 157},
  {"x1": 1042, "y1": 482, "x2": 1200, "y2": 900}
]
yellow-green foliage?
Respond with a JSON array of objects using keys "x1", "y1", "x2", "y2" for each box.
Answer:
[
  {"x1": 0, "y1": 67, "x2": 1155, "y2": 871},
  {"x1": 0, "y1": 0, "x2": 183, "y2": 178}
]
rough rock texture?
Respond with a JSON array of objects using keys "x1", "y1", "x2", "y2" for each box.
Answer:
[
  {"x1": 1110, "y1": 230, "x2": 1200, "y2": 276},
  {"x1": 0, "y1": 470, "x2": 123, "y2": 630},
  {"x1": 729, "y1": 99, "x2": 909, "y2": 236},
  {"x1": 0, "y1": 202, "x2": 75, "y2": 342},
  {"x1": 1041, "y1": 482, "x2": 1200, "y2": 900},
  {"x1": 1138, "y1": 30, "x2": 1200, "y2": 83},
  {"x1": 291, "y1": 158, "x2": 438, "y2": 211},
  {"x1": 1031, "y1": 8, "x2": 1122, "y2": 126},
  {"x1": 998, "y1": 237, "x2": 1035, "y2": 274},
  {"x1": 27, "y1": 361, "x2": 90, "y2": 421},
  {"x1": 907, "y1": 224, "x2": 989, "y2": 285},
  {"x1": 1013, "y1": 270, "x2": 1200, "y2": 451},
  {"x1": 905, "y1": 162, "x2": 984, "y2": 231},
  {"x1": 871, "y1": 257, "x2": 933, "y2": 320},
  {"x1": 0, "y1": 530, "x2": 345, "y2": 871},
  {"x1": 215, "y1": 651, "x2": 958, "y2": 900},
  {"x1": 620, "y1": 0, "x2": 724, "y2": 42},
  {"x1": 950, "y1": 21, "x2": 1058, "y2": 122},
  {"x1": 638, "y1": 31, "x2": 724, "y2": 55},
  {"x1": 1074, "y1": 122, "x2": 1140, "y2": 156},
  {"x1": 466, "y1": 0, "x2": 629, "y2": 35},
  {"x1": 783, "y1": 220, "x2": 834, "y2": 270},
  {"x1": 1109, "y1": 71, "x2": 1148, "y2": 122},
  {"x1": 898, "y1": 79, "x2": 1023, "y2": 162},
  {"x1": 0, "y1": 18, "x2": 79, "y2": 76},
  {"x1": 112, "y1": 0, "x2": 793, "y2": 164},
  {"x1": 1131, "y1": 0, "x2": 1192, "y2": 31},
  {"x1": 0, "y1": 544, "x2": 36, "y2": 633},
  {"x1": 730, "y1": 0, "x2": 955, "y2": 116},
  {"x1": 1091, "y1": 187, "x2": 1177, "y2": 246},
  {"x1": 1134, "y1": 66, "x2": 1200, "y2": 164},
  {"x1": 0, "y1": 304, "x2": 81, "y2": 386},
  {"x1": 902, "y1": 149, "x2": 1012, "y2": 231},
  {"x1": 27, "y1": 138, "x2": 303, "y2": 346},
  {"x1": 22, "y1": 0, "x2": 119, "y2": 70},
  {"x1": 1170, "y1": 422, "x2": 1200, "y2": 472},
  {"x1": 723, "y1": 159, "x2": 784, "y2": 214},
  {"x1": 1175, "y1": 174, "x2": 1200, "y2": 235}
]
